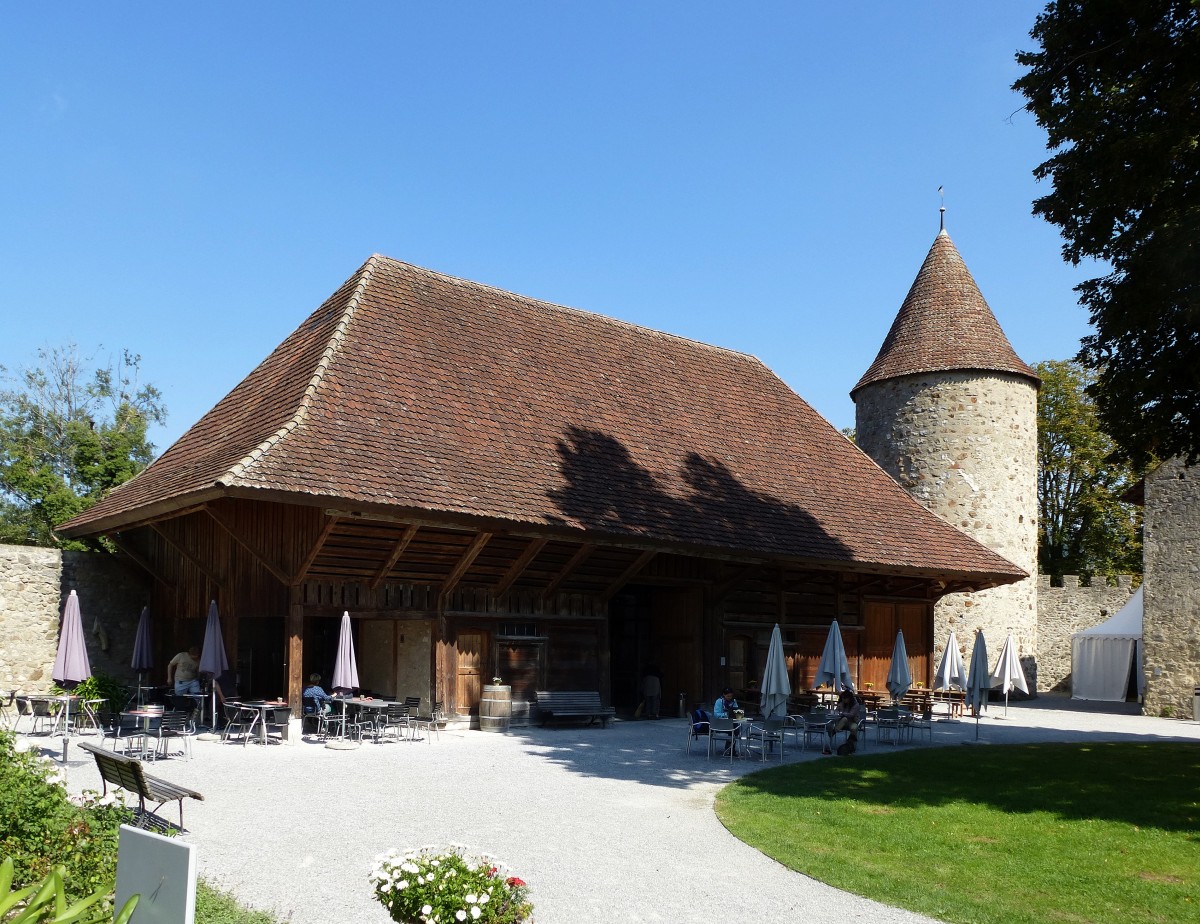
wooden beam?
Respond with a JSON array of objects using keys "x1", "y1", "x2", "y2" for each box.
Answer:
[
  {"x1": 542, "y1": 543, "x2": 595, "y2": 600},
  {"x1": 293, "y1": 515, "x2": 340, "y2": 584},
  {"x1": 711, "y1": 565, "x2": 755, "y2": 603},
  {"x1": 108, "y1": 533, "x2": 173, "y2": 587},
  {"x1": 600, "y1": 550, "x2": 657, "y2": 603},
  {"x1": 204, "y1": 506, "x2": 291, "y2": 586},
  {"x1": 150, "y1": 524, "x2": 226, "y2": 590},
  {"x1": 369, "y1": 523, "x2": 420, "y2": 590},
  {"x1": 494, "y1": 537, "x2": 548, "y2": 597},
  {"x1": 439, "y1": 532, "x2": 493, "y2": 600}
]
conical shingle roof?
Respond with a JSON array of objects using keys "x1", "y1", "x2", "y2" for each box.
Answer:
[{"x1": 851, "y1": 230, "x2": 1039, "y2": 397}]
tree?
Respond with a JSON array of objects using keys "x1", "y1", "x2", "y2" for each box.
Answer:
[
  {"x1": 1036, "y1": 359, "x2": 1142, "y2": 582},
  {"x1": 1014, "y1": 1, "x2": 1200, "y2": 468},
  {"x1": 0, "y1": 345, "x2": 165, "y2": 549}
]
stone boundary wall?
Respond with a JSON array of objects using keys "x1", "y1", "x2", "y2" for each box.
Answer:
[
  {"x1": 1036, "y1": 574, "x2": 1137, "y2": 694},
  {"x1": 0, "y1": 544, "x2": 151, "y2": 695}
]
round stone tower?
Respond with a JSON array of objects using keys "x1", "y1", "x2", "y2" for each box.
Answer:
[{"x1": 851, "y1": 227, "x2": 1040, "y2": 689}]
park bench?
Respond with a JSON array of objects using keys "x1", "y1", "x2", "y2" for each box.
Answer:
[
  {"x1": 78, "y1": 741, "x2": 203, "y2": 831},
  {"x1": 535, "y1": 691, "x2": 616, "y2": 727}
]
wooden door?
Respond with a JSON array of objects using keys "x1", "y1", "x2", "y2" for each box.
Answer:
[
  {"x1": 862, "y1": 601, "x2": 932, "y2": 691},
  {"x1": 498, "y1": 640, "x2": 544, "y2": 703},
  {"x1": 456, "y1": 630, "x2": 485, "y2": 716}
]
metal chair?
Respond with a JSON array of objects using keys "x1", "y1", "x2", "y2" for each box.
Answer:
[
  {"x1": 707, "y1": 717, "x2": 739, "y2": 761},
  {"x1": 0, "y1": 691, "x2": 14, "y2": 730},
  {"x1": 30, "y1": 698, "x2": 61, "y2": 735},
  {"x1": 746, "y1": 718, "x2": 786, "y2": 762},
  {"x1": 79, "y1": 699, "x2": 107, "y2": 733},
  {"x1": 12, "y1": 696, "x2": 33, "y2": 733},
  {"x1": 685, "y1": 708, "x2": 710, "y2": 755},
  {"x1": 154, "y1": 710, "x2": 195, "y2": 760},
  {"x1": 379, "y1": 703, "x2": 411, "y2": 741},
  {"x1": 800, "y1": 708, "x2": 830, "y2": 751},
  {"x1": 264, "y1": 706, "x2": 291, "y2": 743},
  {"x1": 874, "y1": 708, "x2": 910, "y2": 746},
  {"x1": 222, "y1": 703, "x2": 259, "y2": 747}
]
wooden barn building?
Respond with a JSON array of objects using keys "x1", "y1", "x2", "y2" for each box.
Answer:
[{"x1": 58, "y1": 255, "x2": 1025, "y2": 720}]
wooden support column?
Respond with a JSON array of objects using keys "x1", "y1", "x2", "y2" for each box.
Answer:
[{"x1": 287, "y1": 585, "x2": 304, "y2": 711}]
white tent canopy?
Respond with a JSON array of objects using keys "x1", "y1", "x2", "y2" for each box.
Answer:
[{"x1": 1071, "y1": 586, "x2": 1144, "y2": 702}]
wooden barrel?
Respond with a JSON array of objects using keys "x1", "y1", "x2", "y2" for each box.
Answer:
[{"x1": 480, "y1": 685, "x2": 511, "y2": 732}]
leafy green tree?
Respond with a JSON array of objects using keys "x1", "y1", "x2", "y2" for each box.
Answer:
[
  {"x1": 1036, "y1": 359, "x2": 1142, "y2": 582},
  {"x1": 1014, "y1": 1, "x2": 1200, "y2": 468},
  {"x1": 0, "y1": 345, "x2": 165, "y2": 548}
]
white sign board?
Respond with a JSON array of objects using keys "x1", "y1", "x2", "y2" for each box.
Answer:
[{"x1": 115, "y1": 824, "x2": 197, "y2": 924}]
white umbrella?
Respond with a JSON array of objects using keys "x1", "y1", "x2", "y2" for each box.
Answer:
[
  {"x1": 199, "y1": 600, "x2": 229, "y2": 730},
  {"x1": 760, "y1": 624, "x2": 791, "y2": 719},
  {"x1": 933, "y1": 631, "x2": 967, "y2": 691},
  {"x1": 331, "y1": 611, "x2": 359, "y2": 693},
  {"x1": 990, "y1": 633, "x2": 1029, "y2": 718},
  {"x1": 886, "y1": 630, "x2": 912, "y2": 702},
  {"x1": 813, "y1": 620, "x2": 855, "y2": 693},
  {"x1": 965, "y1": 630, "x2": 990, "y2": 740}
]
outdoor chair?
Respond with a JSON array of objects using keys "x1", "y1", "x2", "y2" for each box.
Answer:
[
  {"x1": 745, "y1": 718, "x2": 786, "y2": 762},
  {"x1": 153, "y1": 710, "x2": 195, "y2": 760},
  {"x1": 265, "y1": 706, "x2": 291, "y2": 743},
  {"x1": 379, "y1": 703, "x2": 411, "y2": 741},
  {"x1": 800, "y1": 708, "x2": 830, "y2": 751},
  {"x1": 685, "y1": 708, "x2": 710, "y2": 755},
  {"x1": 12, "y1": 696, "x2": 33, "y2": 734},
  {"x1": 874, "y1": 708, "x2": 910, "y2": 746},
  {"x1": 100, "y1": 711, "x2": 145, "y2": 755},
  {"x1": 30, "y1": 698, "x2": 61, "y2": 735},
  {"x1": 222, "y1": 703, "x2": 259, "y2": 747},
  {"x1": 0, "y1": 691, "x2": 14, "y2": 730},
  {"x1": 907, "y1": 705, "x2": 933, "y2": 743},
  {"x1": 410, "y1": 704, "x2": 441, "y2": 743},
  {"x1": 707, "y1": 717, "x2": 739, "y2": 761},
  {"x1": 79, "y1": 699, "x2": 107, "y2": 733}
]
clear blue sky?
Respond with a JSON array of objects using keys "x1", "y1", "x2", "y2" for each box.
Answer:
[{"x1": 1, "y1": 3, "x2": 1090, "y2": 453}]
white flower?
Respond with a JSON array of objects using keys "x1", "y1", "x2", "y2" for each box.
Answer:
[
  {"x1": 397, "y1": 880, "x2": 408, "y2": 890},
  {"x1": 465, "y1": 894, "x2": 477, "y2": 904},
  {"x1": 471, "y1": 907, "x2": 482, "y2": 920},
  {"x1": 456, "y1": 912, "x2": 467, "y2": 921},
  {"x1": 402, "y1": 862, "x2": 418, "y2": 874},
  {"x1": 422, "y1": 905, "x2": 433, "y2": 915}
]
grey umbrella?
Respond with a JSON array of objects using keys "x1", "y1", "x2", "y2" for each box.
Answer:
[
  {"x1": 933, "y1": 631, "x2": 967, "y2": 692},
  {"x1": 52, "y1": 589, "x2": 92, "y2": 687},
  {"x1": 199, "y1": 600, "x2": 229, "y2": 729},
  {"x1": 886, "y1": 630, "x2": 912, "y2": 702},
  {"x1": 813, "y1": 620, "x2": 855, "y2": 693},
  {"x1": 331, "y1": 611, "x2": 360, "y2": 693},
  {"x1": 989, "y1": 633, "x2": 1029, "y2": 718},
  {"x1": 131, "y1": 606, "x2": 153, "y2": 681},
  {"x1": 760, "y1": 624, "x2": 791, "y2": 719},
  {"x1": 965, "y1": 629, "x2": 990, "y2": 740}
]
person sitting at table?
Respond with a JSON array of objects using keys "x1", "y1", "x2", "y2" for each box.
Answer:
[
  {"x1": 824, "y1": 689, "x2": 866, "y2": 755},
  {"x1": 713, "y1": 687, "x2": 739, "y2": 719},
  {"x1": 167, "y1": 645, "x2": 201, "y2": 695},
  {"x1": 303, "y1": 673, "x2": 333, "y2": 714}
]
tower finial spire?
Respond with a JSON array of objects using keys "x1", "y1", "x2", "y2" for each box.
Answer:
[{"x1": 938, "y1": 186, "x2": 945, "y2": 231}]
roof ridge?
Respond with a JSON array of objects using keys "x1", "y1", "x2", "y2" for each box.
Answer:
[
  {"x1": 217, "y1": 255, "x2": 379, "y2": 486},
  {"x1": 372, "y1": 254, "x2": 761, "y2": 364}
]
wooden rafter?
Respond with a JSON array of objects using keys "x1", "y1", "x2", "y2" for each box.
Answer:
[
  {"x1": 205, "y1": 506, "x2": 291, "y2": 586},
  {"x1": 542, "y1": 543, "x2": 595, "y2": 600},
  {"x1": 440, "y1": 532, "x2": 493, "y2": 599},
  {"x1": 293, "y1": 515, "x2": 340, "y2": 584},
  {"x1": 600, "y1": 550, "x2": 657, "y2": 603},
  {"x1": 150, "y1": 523, "x2": 226, "y2": 590},
  {"x1": 108, "y1": 532, "x2": 172, "y2": 587},
  {"x1": 369, "y1": 523, "x2": 420, "y2": 590},
  {"x1": 494, "y1": 537, "x2": 548, "y2": 597}
]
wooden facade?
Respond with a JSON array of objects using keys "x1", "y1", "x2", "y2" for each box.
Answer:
[{"x1": 110, "y1": 495, "x2": 962, "y2": 718}]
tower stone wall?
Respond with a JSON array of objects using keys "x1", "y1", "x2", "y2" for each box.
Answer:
[{"x1": 855, "y1": 369, "x2": 1039, "y2": 688}]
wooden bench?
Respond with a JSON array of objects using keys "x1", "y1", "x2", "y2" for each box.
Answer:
[
  {"x1": 535, "y1": 691, "x2": 616, "y2": 727},
  {"x1": 78, "y1": 741, "x2": 203, "y2": 830}
]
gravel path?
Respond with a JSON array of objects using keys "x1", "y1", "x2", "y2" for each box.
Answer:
[{"x1": 41, "y1": 697, "x2": 1200, "y2": 924}]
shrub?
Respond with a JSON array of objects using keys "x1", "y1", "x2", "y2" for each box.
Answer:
[
  {"x1": 0, "y1": 732, "x2": 130, "y2": 905},
  {"x1": 52, "y1": 671, "x2": 131, "y2": 714},
  {"x1": 370, "y1": 845, "x2": 533, "y2": 924}
]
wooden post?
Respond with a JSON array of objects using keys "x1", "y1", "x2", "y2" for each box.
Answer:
[{"x1": 287, "y1": 585, "x2": 304, "y2": 711}]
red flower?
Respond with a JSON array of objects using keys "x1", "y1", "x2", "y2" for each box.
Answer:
[
  {"x1": 506, "y1": 877, "x2": 526, "y2": 888},
  {"x1": 488, "y1": 866, "x2": 499, "y2": 877}
]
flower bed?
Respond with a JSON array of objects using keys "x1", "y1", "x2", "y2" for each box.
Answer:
[{"x1": 370, "y1": 845, "x2": 532, "y2": 923}]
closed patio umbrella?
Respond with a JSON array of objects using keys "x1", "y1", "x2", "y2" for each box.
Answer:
[
  {"x1": 53, "y1": 590, "x2": 92, "y2": 687},
  {"x1": 990, "y1": 633, "x2": 1028, "y2": 718},
  {"x1": 331, "y1": 611, "x2": 359, "y2": 694},
  {"x1": 760, "y1": 624, "x2": 791, "y2": 719},
  {"x1": 965, "y1": 630, "x2": 990, "y2": 740},
  {"x1": 199, "y1": 600, "x2": 229, "y2": 730},
  {"x1": 933, "y1": 631, "x2": 967, "y2": 692},
  {"x1": 813, "y1": 620, "x2": 855, "y2": 693},
  {"x1": 886, "y1": 630, "x2": 912, "y2": 702},
  {"x1": 131, "y1": 606, "x2": 153, "y2": 683}
]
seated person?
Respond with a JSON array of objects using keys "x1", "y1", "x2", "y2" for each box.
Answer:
[
  {"x1": 825, "y1": 689, "x2": 867, "y2": 755},
  {"x1": 713, "y1": 687, "x2": 739, "y2": 719},
  {"x1": 303, "y1": 673, "x2": 334, "y2": 714}
]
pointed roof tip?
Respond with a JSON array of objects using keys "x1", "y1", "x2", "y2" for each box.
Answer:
[{"x1": 852, "y1": 230, "x2": 1039, "y2": 397}]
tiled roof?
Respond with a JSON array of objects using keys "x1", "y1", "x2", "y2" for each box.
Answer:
[
  {"x1": 852, "y1": 230, "x2": 1039, "y2": 396},
  {"x1": 60, "y1": 255, "x2": 1025, "y2": 581}
]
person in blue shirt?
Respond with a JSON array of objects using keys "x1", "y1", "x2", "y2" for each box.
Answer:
[
  {"x1": 713, "y1": 687, "x2": 739, "y2": 719},
  {"x1": 303, "y1": 673, "x2": 333, "y2": 714}
]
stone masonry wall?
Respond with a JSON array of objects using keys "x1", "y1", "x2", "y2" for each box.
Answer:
[
  {"x1": 0, "y1": 544, "x2": 151, "y2": 694},
  {"x1": 1142, "y1": 458, "x2": 1200, "y2": 718},
  {"x1": 1036, "y1": 574, "x2": 1137, "y2": 693},
  {"x1": 856, "y1": 370, "x2": 1039, "y2": 691}
]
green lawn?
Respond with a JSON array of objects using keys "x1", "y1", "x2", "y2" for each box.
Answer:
[{"x1": 715, "y1": 742, "x2": 1200, "y2": 924}]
